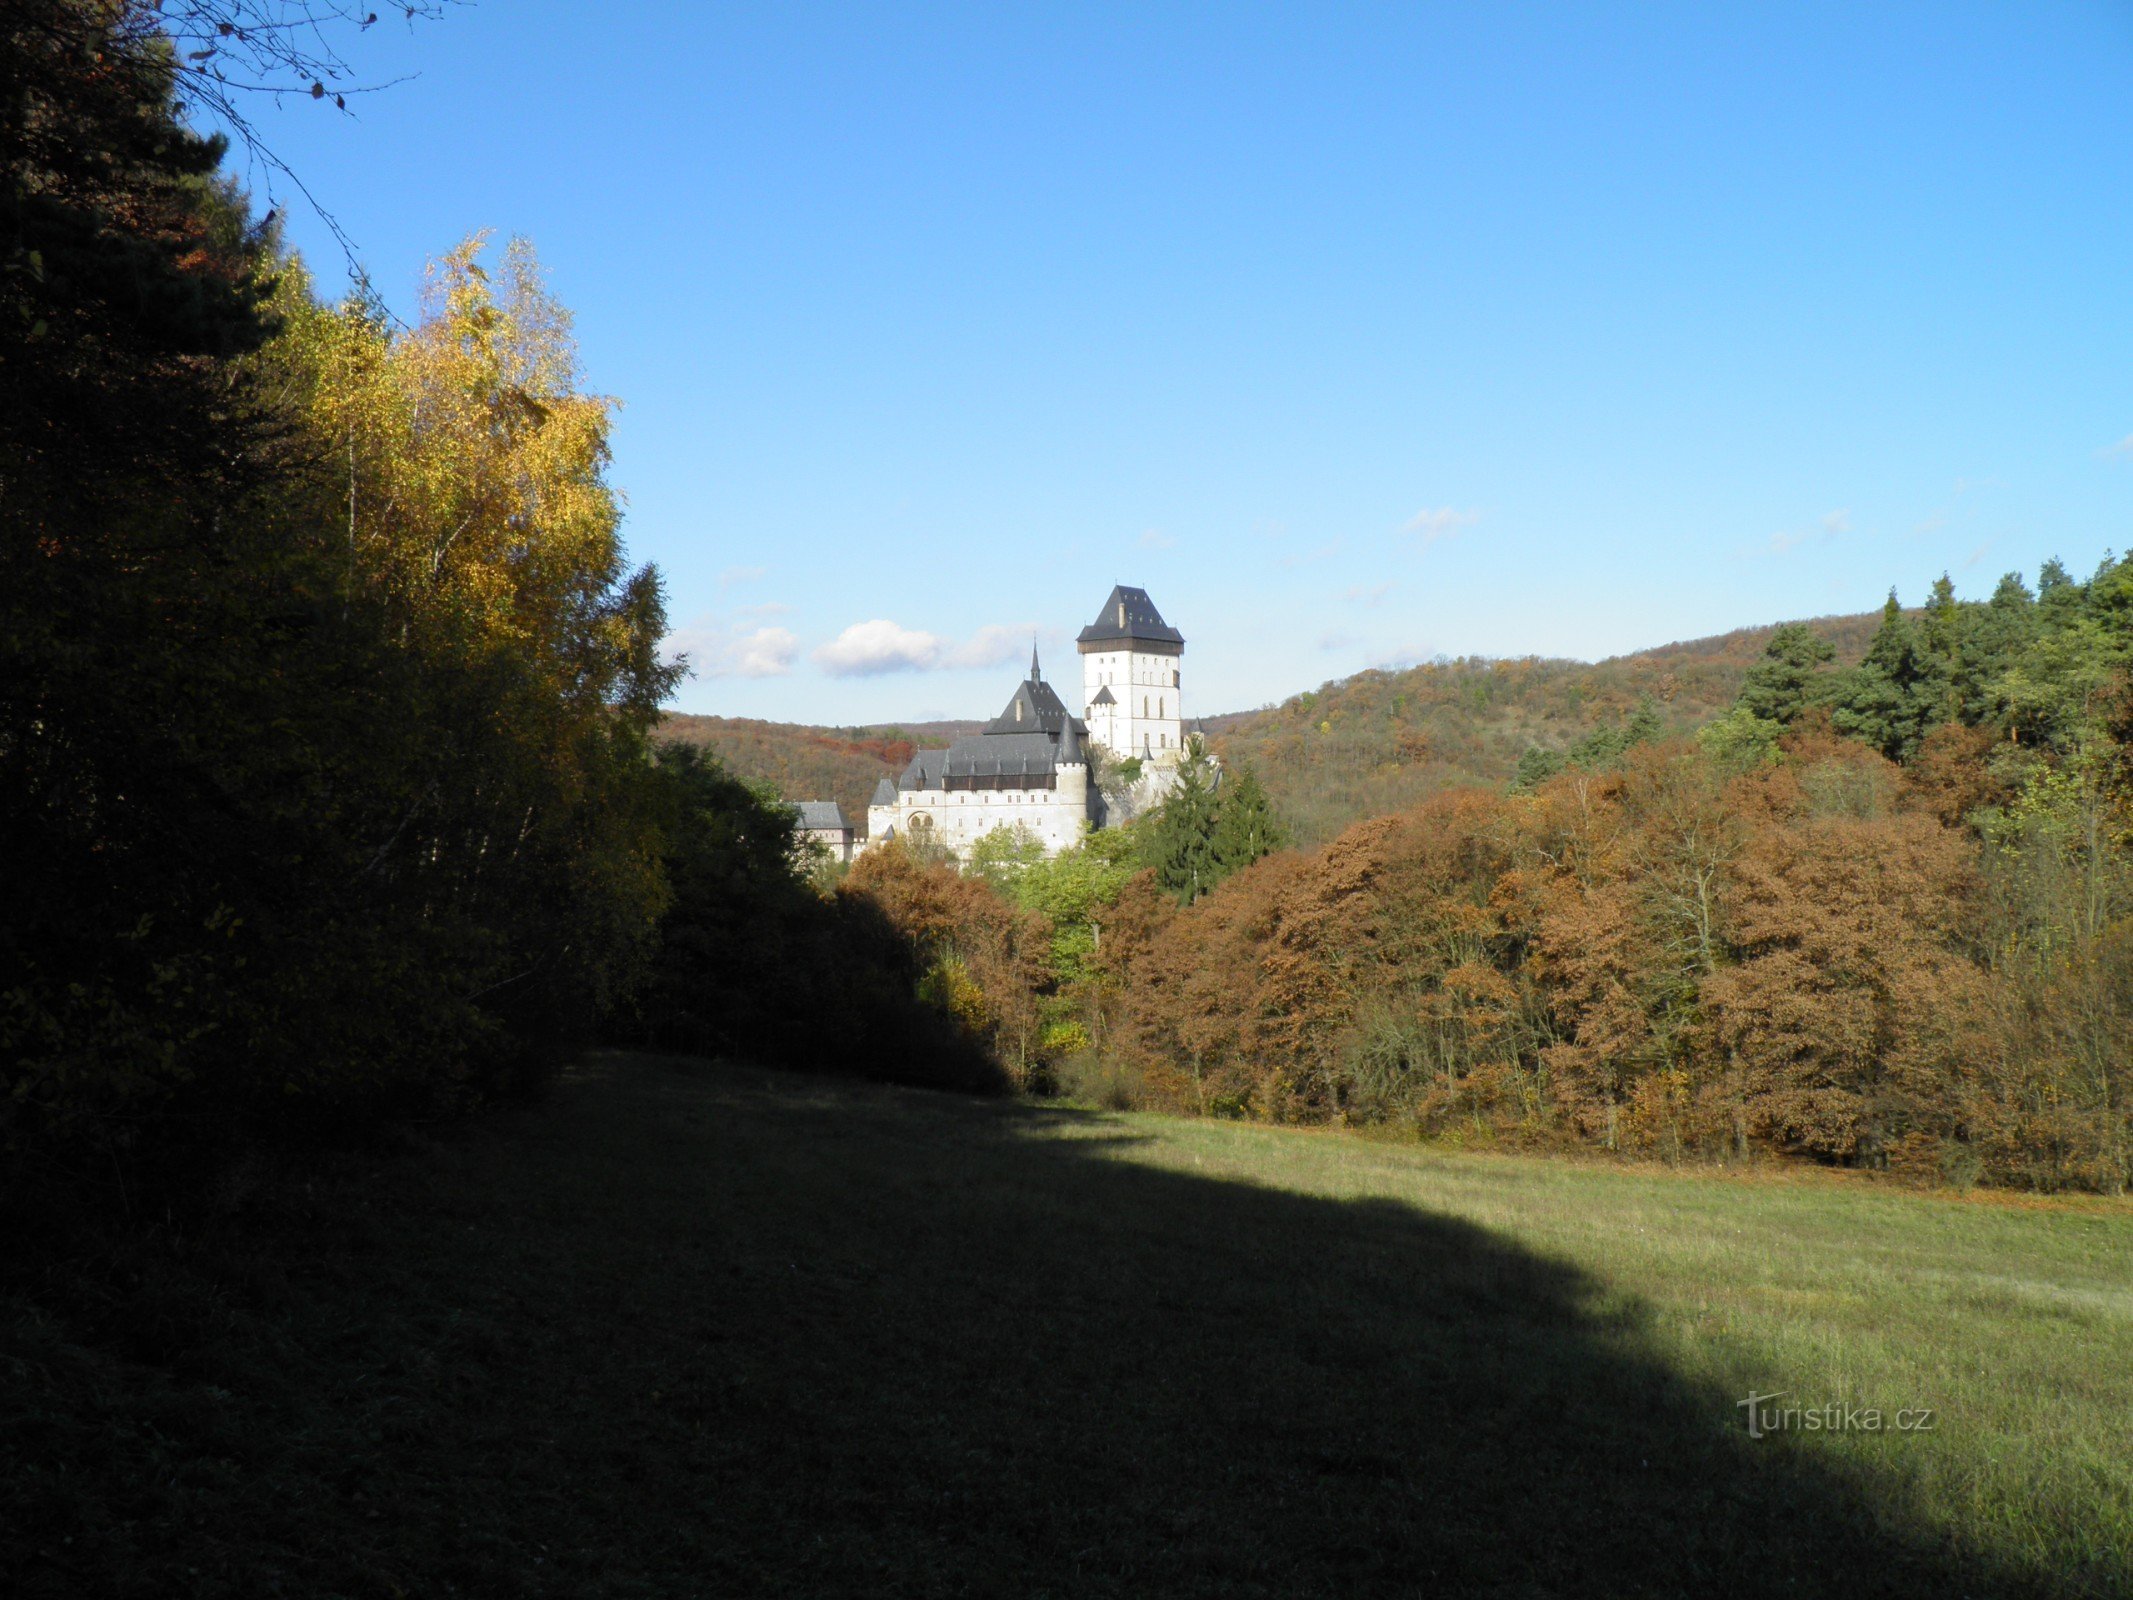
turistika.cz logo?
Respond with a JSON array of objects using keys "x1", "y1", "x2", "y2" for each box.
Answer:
[{"x1": 1738, "y1": 1391, "x2": 1939, "y2": 1440}]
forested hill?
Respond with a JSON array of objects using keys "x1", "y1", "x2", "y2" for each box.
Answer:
[
  {"x1": 661, "y1": 615, "x2": 1890, "y2": 840},
  {"x1": 657, "y1": 715, "x2": 980, "y2": 825},
  {"x1": 1205, "y1": 610, "x2": 1887, "y2": 844}
]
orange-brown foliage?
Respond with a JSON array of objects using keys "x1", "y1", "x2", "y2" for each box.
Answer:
[
  {"x1": 843, "y1": 842, "x2": 1052, "y2": 1085},
  {"x1": 1076, "y1": 724, "x2": 2129, "y2": 1189}
]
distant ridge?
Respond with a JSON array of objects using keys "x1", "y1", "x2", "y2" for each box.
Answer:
[{"x1": 657, "y1": 611, "x2": 1887, "y2": 844}]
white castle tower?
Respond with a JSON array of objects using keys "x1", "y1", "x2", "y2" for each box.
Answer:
[{"x1": 1076, "y1": 585, "x2": 1185, "y2": 763}]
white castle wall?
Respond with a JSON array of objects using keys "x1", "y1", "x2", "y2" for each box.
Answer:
[{"x1": 866, "y1": 761, "x2": 1090, "y2": 862}]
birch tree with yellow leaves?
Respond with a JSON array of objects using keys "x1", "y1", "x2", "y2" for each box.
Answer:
[{"x1": 249, "y1": 233, "x2": 679, "y2": 1095}]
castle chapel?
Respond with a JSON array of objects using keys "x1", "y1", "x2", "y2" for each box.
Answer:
[{"x1": 865, "y1": 585, "x2": 1191, "y2": 860}]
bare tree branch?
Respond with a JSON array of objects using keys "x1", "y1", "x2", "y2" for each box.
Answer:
[{"x1": 129, "y1": 2, "x2": 459, "y2": 261}]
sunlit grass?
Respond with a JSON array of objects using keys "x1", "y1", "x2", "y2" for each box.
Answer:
[
  {"x1": 1063, "y1": 1110, "x2": 2133, "y2": 1584},
  {"x1": 6, "y1": 1056, "x2": 2126, "y2": 1597}
]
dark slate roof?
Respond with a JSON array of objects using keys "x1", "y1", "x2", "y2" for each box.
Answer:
[
  {"x1": 1076, "y1": 584, "x2": 1184, "y2": 649},
  {"x1": 896, "y1": 657, "x2": 1092, "y2": 791},
  {"x1": 796, "y1": 801, "x2": 848, "y2": 832},
  {"x1": 1089, "y1": 684, "x2": 1115, "y2": 706},
  {"x1": 869, "y1": 777, "x2": 896, "y2": 807},
  {"x1": 984, "y1": 673, "x2": 1077, "y2": 736},
  {"x1": 899, "y1": 748, "x2": 950, "y2": 790},
  {"x1": 943, "y1": 729, "x2": 1060, "y2": 780}
]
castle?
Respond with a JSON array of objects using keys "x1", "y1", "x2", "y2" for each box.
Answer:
[{"x1": 864, "y1": 585, "x2": 1190, "y2": 860}]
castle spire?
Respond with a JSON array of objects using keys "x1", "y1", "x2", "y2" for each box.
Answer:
[{"x1": 1030, "y1": 637, "x2": 1042, "y2": 681}]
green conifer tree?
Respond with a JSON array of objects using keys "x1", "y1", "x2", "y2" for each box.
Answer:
[
  {"x1": 1511, "y1": 745, "x2": 1567, "y2": 793},
  {"x1": 1832, "y1": 591, "x2": 1948, "y2": 760},
  {"x1": 1210, "y1": 763, "x2": 1286, "y2": 878},
  {"x1": 1150, "y1": 736, "x2": 1222, "y2": 904},
  {"x1": 1735, "y1": 623, "x2": 1837, "y2": 725}
]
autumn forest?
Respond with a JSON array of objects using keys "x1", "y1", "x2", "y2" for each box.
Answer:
[{"x1": 7, "y1": 2, "x2": 2132, "y2": 1207}]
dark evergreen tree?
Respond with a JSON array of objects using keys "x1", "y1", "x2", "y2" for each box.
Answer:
[
  {"x1": 1511, "y1": 745, "x2": 1566, "y2": 793},
  {"x1": 1211, "y1": 762, "x2": 1286, "y2": 877},
  {"x1": 1947, "y1": 572, "x2": 2039, "y2": 722},
  {"x1": 1832, "y1": 592, "x2": 1948, "y2": 760},
  {"x1": 2037, "y1": 557, "x2": 2078, "y2": 608},
  {"x1": 1736, "y1": 623, "x2": 1837, "y2": 725},
  {"x1": 1150, "y1": 736, "x2": 1222, "y2": 904},
  {"x1": 1622, "y1": 693, "x2": 1665, "y2": 747},
  {"x1": 1923, "y1": 574, "x2": 1963, "y2": 664}
]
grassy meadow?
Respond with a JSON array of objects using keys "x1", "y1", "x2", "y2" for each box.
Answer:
[{"x1": 6, "y1": 1054, "x2": 2129, "y2": 1598}]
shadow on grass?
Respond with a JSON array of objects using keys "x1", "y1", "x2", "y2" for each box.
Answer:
[{"x1": 3, "y1": 1053, "x2": 2071, "y2": 1598}]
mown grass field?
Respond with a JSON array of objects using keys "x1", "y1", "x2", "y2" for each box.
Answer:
[{"x1": 7, "y1": 1054, "x2": 2130, "y2": 1597}]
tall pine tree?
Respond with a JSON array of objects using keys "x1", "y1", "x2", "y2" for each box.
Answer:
[
  {"x1": 1735, "y1": 623, "x2": 1837, "y2": 725},
  {"x1": 1211, "y1": 762, "x2": 1285, "y2": 876},
  {"x1": 1832, "y1": 591, "x2": 1948, "y2": 761},
  {"x1": 1150, "y1": 736, "x2": 1221, "y2": 904}
]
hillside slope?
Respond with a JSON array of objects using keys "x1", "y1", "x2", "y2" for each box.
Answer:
[
  {"x1": 656, "y1": 715, "x2": 979, "y2": 826},
  {"x1": 1207, "y1": 610, "x2": 1886, "y2": 843}
]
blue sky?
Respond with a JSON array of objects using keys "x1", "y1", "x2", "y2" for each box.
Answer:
[{"x1": 245, "y1": 2, "x2": 2133, "y2": 723}]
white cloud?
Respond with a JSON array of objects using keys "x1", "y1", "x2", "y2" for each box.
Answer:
[
  {"x1": 2099, "y1": 436, "x2": 2133, "y2": 462},
  {"x1": 806, "y1": 618, "x2": 1059, "y2": 677},
  {"x1": 812, "y1": 619, "x2": 947, "y2": 677},
  {"x1": 726, "y1": 627, "x2": 800, "y2": 677},
  {"x1": 945, "y1": 623, "x2": 1032, "y2": 671},
  {"x1": 1820, "y1": 508, "x2": 1852, "y2": 535},
  {"x1": 1340, "y1": 582, "x2": 1393, "y2": 606},
  {"x1": 1317, "y1": 630, "x2": 1362, "y2": 652},
  {"x1": 1403, "y1": 506, "x2": 1481, "y2": 546},
  {"x1": 661, "y1": 613, "x2": 799, "y2": 679},
  {"x1": 1138, "y1": 527, "x2": 1176, "y2": 550},
  {"x1": 1963, "y1": 541, "x2": 1992, "y2": 569},
  {"x1": 1768, "y1": 527, "x2": 1808, "y2": 555}
]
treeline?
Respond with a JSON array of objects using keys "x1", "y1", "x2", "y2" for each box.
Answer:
[
  {"x1": 1, "y1": 2, "x2": 1004, "y2": 1189},
  {"x1": 870, "y1": 570, "x2": 2132, "y2": 1193}
]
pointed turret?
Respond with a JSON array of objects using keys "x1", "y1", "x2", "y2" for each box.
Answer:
[
  {"x1": 1059, "y1": 718, "x2": 1083, "y2": 766},
  {"x1": 1030, "y1": 639, "x2": 1043, "y2": 681}
]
